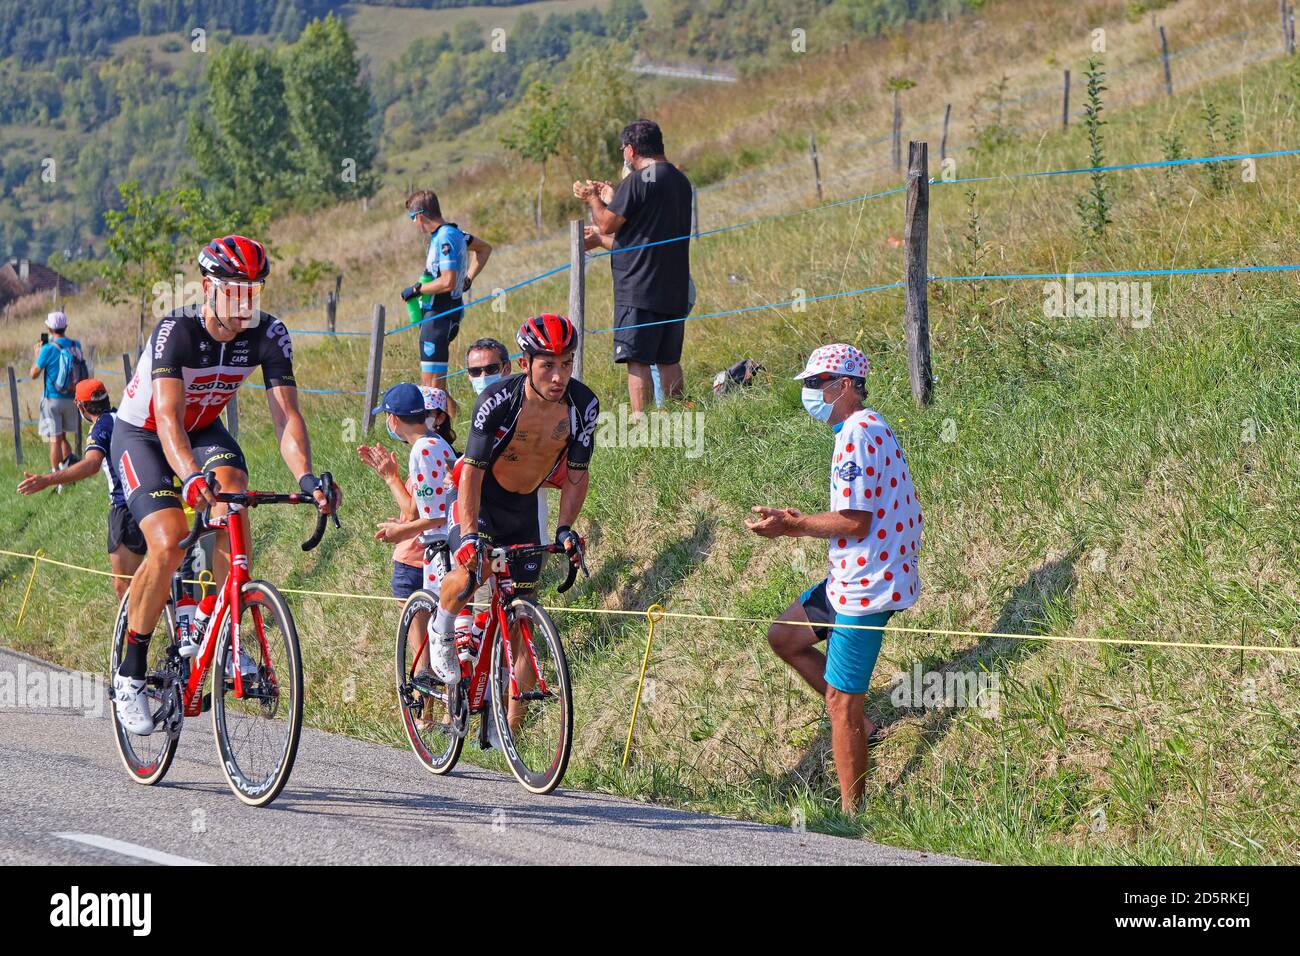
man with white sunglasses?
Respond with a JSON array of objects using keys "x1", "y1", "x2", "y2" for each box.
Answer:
[{"x1": 109, "y1": 235, "x2": 339, "y2": 735}]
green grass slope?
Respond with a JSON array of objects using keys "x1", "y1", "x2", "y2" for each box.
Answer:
[{"x1": 2, "y1": 7, "x2": 1298, "y2": 864}]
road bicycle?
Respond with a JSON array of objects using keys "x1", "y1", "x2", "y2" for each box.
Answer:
[
  {"x1": 108, "y1": 472, "x2": 340, "y2": 807},
  {"x1": 395, "y1": 537, "x2": 586, "y2": 795}
]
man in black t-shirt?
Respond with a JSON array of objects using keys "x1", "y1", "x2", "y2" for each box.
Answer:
[{"x1": 577, "y1": 119, "x2": 692, "y2": 414}]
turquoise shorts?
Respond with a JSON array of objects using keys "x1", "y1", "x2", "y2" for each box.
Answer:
[{"x1": 799, "y1": 579, "x2": 893, "y2": 694}]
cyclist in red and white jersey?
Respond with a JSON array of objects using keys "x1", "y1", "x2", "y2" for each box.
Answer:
[{"x1": 109, "y1": 235, "x2": 339, "y2": 735}]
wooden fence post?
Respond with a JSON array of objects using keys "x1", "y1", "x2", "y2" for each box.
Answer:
[
  {"x1": 7, "y1": 366, "x2": 21, "y2": 466},
  {"x1": 1062, "y1": 69, "x2": 1071, "y2": 128},
  {"x1": 904, "y1": 141, "x2": 933, "y2": 407},
  {"x1": 122, "y1": 352, "x2": 132, "y2": 382},
  {"x1": 1159, "y1": 25, "x2": 1173, "y2": 96},
  {"x1": 325, "y1": 290, "x2": 337, "y2": 336},
  {"x1": 809, "y1": 133, "x2": 824, "y2": 202},
  {"x1": 892, "y1": 91, "x2": 903, "y2": 172},
  {"x1": 362, "y1": 303, "x2": 386, "y2": 434},
  {"x1": 1282, "y1": 0, "x2": 1291, "y2": 52},
  {"x1": 690, "y1": 186, "x2": 699, "y2": 238},
  {"x1": 569, "y1": 220, "x2": 586, "y2": 381},
  {"x1": 940, "y1": 103, "x2": 951, "y2": 160}
]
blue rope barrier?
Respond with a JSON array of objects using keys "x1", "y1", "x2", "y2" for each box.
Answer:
[
  {"x1": 586, "y1": 281, "x2": 905, "y2": 334},
  {"x1": 385, "y1": 262, "x2": 572, "y2": 338},
  {"x1": 930, "y1": 263, "x2": 1300, "y2": 282},
  {"x1": 932, "y1": 147, "x2": 1300, "y2": 187}
]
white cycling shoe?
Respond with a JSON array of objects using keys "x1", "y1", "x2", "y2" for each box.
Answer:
[
  {"x1": 429, "y1": 633, "x2": 461, "y2": 685},
  {"x1": 113, "y1": 674, "x2": 155, "y2": 736}
]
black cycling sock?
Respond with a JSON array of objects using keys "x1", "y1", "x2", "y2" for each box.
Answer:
[{"x1": 120, "y1": 629, "x2": 152, "y2": 680}]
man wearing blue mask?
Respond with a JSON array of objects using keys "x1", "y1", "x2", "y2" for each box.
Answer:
[
  {"x1": 746, "y1": 343, "x2": 924, "y2": 813},
  {"x1": 463, "y1": 337, "x2": 511, "y2": 397}
]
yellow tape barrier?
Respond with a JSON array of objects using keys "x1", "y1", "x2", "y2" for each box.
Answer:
[
  {"x1": 2, "y1": 547, "x2": 1296, "y2": 656},
  {"x1": 5, "y1": 545, "x2": 1297, "y2": 767}
]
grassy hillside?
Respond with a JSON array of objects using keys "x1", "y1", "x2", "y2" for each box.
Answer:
[{"x1": 2, "y1": 0, "x2": 1298, "y2": 862}]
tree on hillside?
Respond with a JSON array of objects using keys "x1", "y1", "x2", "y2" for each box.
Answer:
[
  {"x1": 502, "y1": 81, "x2": 570, "y2": 238},
  {"x1": 605, "y1": 0, "x2": 647, "y2": 40},
  {"x1": 99, "y1": 181, "x2": 227, "y2": 353},
  {"x1": 554, "y1": 41, "x2": 639, "y2": 182},
  {"x1": 187, "y1": 42, "x2": 293, "y2": 216},
  {"x1": 281, "y1": 14, "x2": 379, "y2": 206}
]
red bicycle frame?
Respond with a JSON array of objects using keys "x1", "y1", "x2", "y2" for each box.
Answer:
[
  {"x1": 180, "y1": 506, "x2": 268, "y2": 715},
  {"x1": 413, "y1": 544, "x2": 560, "y2": 714}
]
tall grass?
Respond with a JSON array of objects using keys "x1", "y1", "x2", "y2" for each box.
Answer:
[{"x1": 2, "y1": 0, "x2": 1298, "y2": 863}]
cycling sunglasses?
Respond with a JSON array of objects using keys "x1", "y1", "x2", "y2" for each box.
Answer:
[
  {"x1": 407, "y1": 209, "x2": 433, "y2": 220},
  {"x1": 211, "y1": 277, "x2": 264, "y2": 295},
  {"x1": 802, "y1": 373, "x2": 844, "y2": 389},
  {"x1": 466, "y1": 363, "x2": 503, "y2": 377}
]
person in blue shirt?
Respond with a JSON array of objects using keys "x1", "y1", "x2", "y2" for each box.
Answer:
[
  {"x1": 28, "y1": 310, "x2": 85, "y2": 474},
  {"x1": 401, "y1": 189, "x2": 493, "y2": 418},
  {"x1": 16, "y1": 378, "x2": 145, "y2": 601}
]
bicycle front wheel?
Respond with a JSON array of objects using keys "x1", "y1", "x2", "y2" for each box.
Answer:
[
  {"x1": 211, "y1": 580, "x2": 303, "y2": 807},
  {"x1": 108, "y1": 587, "x2": 181, "y2": 785},
  {"x1": 395, "y1": 589, "x2": 463, "y2": 774},
  {"x1": 490, "y1": 595, "x2": 573, "y2": 794}
]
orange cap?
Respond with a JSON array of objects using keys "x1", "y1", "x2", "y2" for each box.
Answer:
[{"x1": 75, "y1": 379, "x2": 109, "y2": 403}]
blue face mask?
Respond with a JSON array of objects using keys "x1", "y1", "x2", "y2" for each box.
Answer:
[
  {"x1": 386, "y1": 416, "x2": 405, "y2": 443},
  {"x1": 470, "y1": 372, "x2": 502, "y2": 395},
  {"x1": 801, "y1": 380, "x2": 843, "y2": 423}
]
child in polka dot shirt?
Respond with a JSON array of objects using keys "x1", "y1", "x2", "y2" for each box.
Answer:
[
  {"x1": 747, "y1": 343, "x2": 923, "y2": 813},
  {"x1": 359, "y1": 383, "x2": 458, "y2": 599}
]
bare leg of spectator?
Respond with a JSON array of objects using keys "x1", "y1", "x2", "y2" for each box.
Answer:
[
  {"x1": 626, "y1": 362, "x2": 654, "y2": 415},
  {"x1": 657, "y1": 362, "x2": 684, "y2": 401}
]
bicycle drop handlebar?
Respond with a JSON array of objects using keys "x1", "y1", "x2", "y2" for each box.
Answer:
[
  {"x1": 455, "y1": 539, "x2": 589, "y2": 602},
  {"x1": 177, "y1": 471, "x2": 342, "y2": 553}
]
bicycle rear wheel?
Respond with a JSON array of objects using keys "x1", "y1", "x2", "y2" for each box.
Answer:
[
  {"x1": 490, "y1": 595, "x2": 573, "y2": 794},
  {"x1": 108, "y1": 587, "x2": 181, "y2": 785},
  {"x1": 211, "y1": 580, "x2": 303, "y2": 807},
  {"x1": 395, "y1": 589, "x2": 464, "y2": 774}
]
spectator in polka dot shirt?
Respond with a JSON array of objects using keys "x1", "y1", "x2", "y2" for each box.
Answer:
[
  {"x1": 746, "y1": 343, "x2": 922, "y2": 813},
  {"x1": 358, "y1": 383, "x2": 458, "y2": 601}
]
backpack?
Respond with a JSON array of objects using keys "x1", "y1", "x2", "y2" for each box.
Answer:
[
  {"x1": 50, "y1": 338, "x2": 88, "y2": 396},
  {"x1": 712, "y1": 358, "x2": 764, "y2": 397}
]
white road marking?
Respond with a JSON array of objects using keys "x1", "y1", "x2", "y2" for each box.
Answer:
[{"x1": 53, "y1": 832, "x2": 211, "y2": 866}]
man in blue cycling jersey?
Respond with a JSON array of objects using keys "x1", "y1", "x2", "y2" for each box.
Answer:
[{"x1": 401, "y1": 189, "x2": 493, "y2": 417}]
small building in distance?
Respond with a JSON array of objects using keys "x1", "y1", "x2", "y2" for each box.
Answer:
[{"x1": 0, "y1": 258, "x2": 78, "y2": 313}]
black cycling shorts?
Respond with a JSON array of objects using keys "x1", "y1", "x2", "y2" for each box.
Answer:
[
  {"x1": 110, "y1": 418, "x2": 248, "y2": 524},
  {"x1": 612, "y1": 305, "x2": 685, "y2": 365},
  {"x1": 418, "y1": 293, "x2": 463, "y2": 375},
  {"x1": 447, "y1": 468, "x2": 548, "y2": 591},
  {"x1": 107, "y1": 504, "x2": 147, "y2": 556}
]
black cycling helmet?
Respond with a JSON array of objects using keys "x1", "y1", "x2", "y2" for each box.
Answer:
[
  {"x1": 517, "y1": 313, "x2": 576, "y2": 356},
  {"x1": 198, "y1": 235, "x2": 270, "y2": 281}
]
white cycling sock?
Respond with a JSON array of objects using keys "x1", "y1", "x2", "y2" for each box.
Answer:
[{"x1": 433, "y1": 606, "x2": 457, "y2": 642}]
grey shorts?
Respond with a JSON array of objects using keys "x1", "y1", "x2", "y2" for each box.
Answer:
[{"x1": 38, "y1": 397, "x2": 78, "y2": 439}]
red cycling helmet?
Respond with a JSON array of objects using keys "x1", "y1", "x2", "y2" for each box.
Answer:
[
  {"x1": 517, "y1": 313, "x2": 576, "y2": 356},
  {"x1": 198, "y1": 235, "x2": 270, "y2": 281}
]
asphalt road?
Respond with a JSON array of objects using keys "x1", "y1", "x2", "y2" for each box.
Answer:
[{"x1": 0, "y1": 647, "x2": 977, "y2": 866}]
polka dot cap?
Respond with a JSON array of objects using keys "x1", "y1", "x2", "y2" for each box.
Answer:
[{"x1": 792, "y1": 343, "x2": 870, "y2": 381}]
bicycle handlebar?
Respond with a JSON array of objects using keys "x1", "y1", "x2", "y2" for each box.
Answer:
[
  {"x1": 176, "y1": 470, "x2": 341, "y2": 553},
  {"x1": 453, "y1": 538, "x2": 589, "y2": 601}
]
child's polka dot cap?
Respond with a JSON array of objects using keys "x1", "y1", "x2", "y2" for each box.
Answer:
[
  {"x1": 419, "y1": 385, "x2": 448, "y2": 414},
  {"x1": 792, "y1": 343, "x2": 870, "y2": 381}
]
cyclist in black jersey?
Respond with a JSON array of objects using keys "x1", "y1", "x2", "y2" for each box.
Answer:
[
  {"x1": 422, "y1": 314, "x2": 598, "y2": 700},
  {"x1": 109, "y1": 235, "x2": 340, "y2": 736}
]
